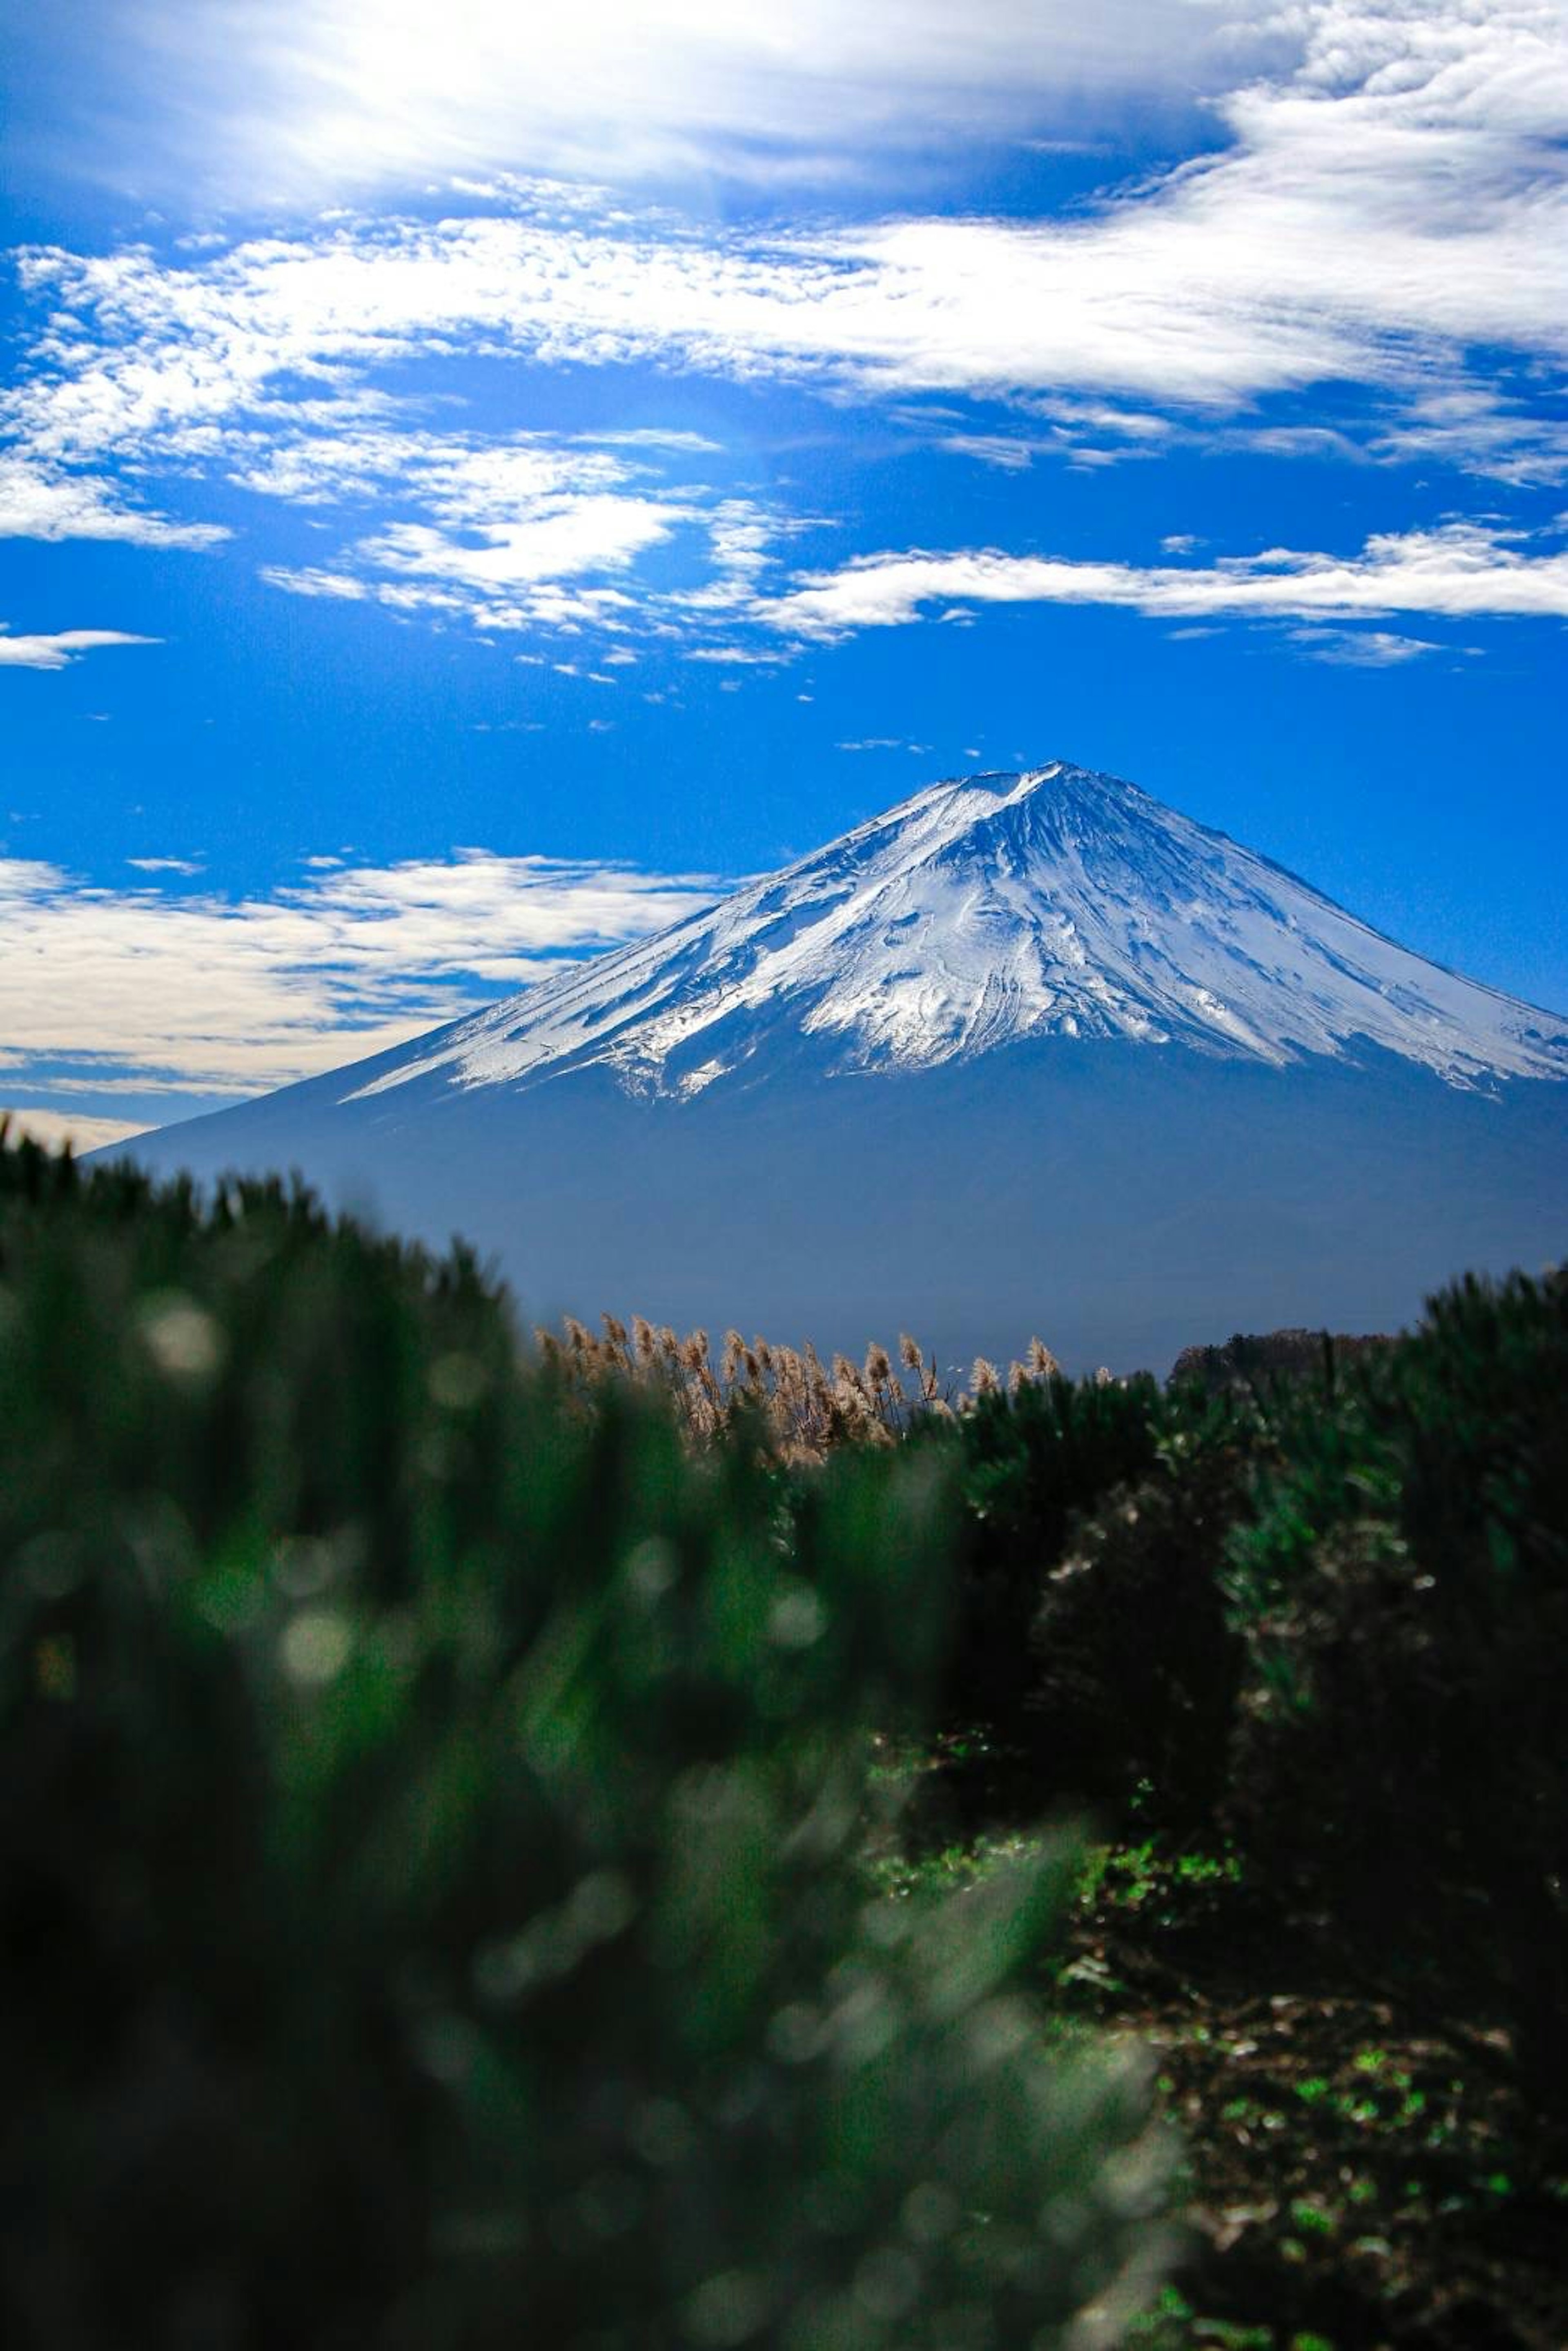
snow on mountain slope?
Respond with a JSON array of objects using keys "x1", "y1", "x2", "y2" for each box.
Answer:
[{"x1": 343, "y1": 761, "x2": 1568, "y2": 1106}]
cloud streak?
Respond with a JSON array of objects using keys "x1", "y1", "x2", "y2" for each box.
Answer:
[
  {"x1": 0, "y1": 848, "x2": 724, "y2": 1105},
  {"x1": 0, "y1": 1107, "x2": 150, "y2": 1156},
  {"x1": 0, "y1": 624, "x2": 159, "y2": 670},
  {"x1": 41, "y1": 0, "x2": 1293, "y2": 199},
  {"x1": 756, "y1": 522, "x2": 1568, "y2": 639},
  {"x1": 14, "y1": 120, "x2": 1562, "y2": 456}
]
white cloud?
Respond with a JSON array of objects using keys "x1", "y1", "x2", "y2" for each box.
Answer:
[
  {"x1": 127, "y1": 855, "x2": 204, "y2": 874},
  {"x1": 0, "y1": 0, "x2": 1559, "y2": 712},
  {"x1": 256, "y1": 565, "x2": 369, "y2": 600},
  {"x1": 52, "y1": 1, "x2": 1293, "y2": 200},
  {"x1": 1286, "y1": 626, "x2": 1446, "y2": 666},
  {"x1": 0, "y1": 848, "x2": 724, "y2": 1106},
  {"x1": 938, "y1": 434, "x2": 1036, "y2": 472},
  {"x1": 682, "y1": 645, "x2": 786, "y2": 666},
  {"x1": 359, "y1": 495, "x2": 688, "y2": 588},
  {"x1": 0, "y1": 625, "x2": 159, "y2": 671},
  {"x1": 1, "y1": 1108, "x2": 150, "y2": 1155},
  {"x1": 235, "y1": 430, "x2": 632, "y2": 520},
  {"x1": 1369, "y1": 388, "x2": 1568, "y2": 488},
  {"x1": 757, "y1": 521, "x2": 1568, "y2": 637},
  {"x1": 835, "y1": 736, "x2": 929, "y2": 753},
  {"x1": 3, "y1": 1, "x2": 1562, "y2": 579},
  {"x1": 593, "y1": 429, "x2": 724, "y2": 454},
  {"x1": 0, "y1": 454, "x2": 229, "y2": 549},
  {"x1": 181, "y1": 421, "x2": 792, "y2": 643},
  {"x1": 18, "y1": 141, "x2": 1557, "y2": 463}
]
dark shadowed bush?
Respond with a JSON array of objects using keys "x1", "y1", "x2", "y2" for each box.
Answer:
[
  {"x1": 1226, "y1": 1265, "x2": 1568, "y2": 2118},
  {"x1": 1167, "y1": 1326, "x2": 1391, "y2": 1396},
  {"x1": 939, "y1": 1372, "x2": 1165, "y2": 1737},
  {"x1": 1025, "y1": 1421, "x2": 1250, "y2": 1834},
  {"x1": 0, "y1": 1140, "x2": 1167, "y2": 2349}
]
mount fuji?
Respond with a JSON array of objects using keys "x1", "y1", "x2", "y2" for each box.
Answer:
[{"x1": 114, "y1": 762, "x2": 1568, "y2": 1371}]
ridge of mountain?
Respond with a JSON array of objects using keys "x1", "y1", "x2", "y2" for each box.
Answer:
[{"x1": 334, "y1": 759, "x2": 1568, "y2": 1107}]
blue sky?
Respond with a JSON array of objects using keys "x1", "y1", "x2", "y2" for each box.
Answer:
[{"x1": 3, "y1": 0, "x2": 1565, "y2": 1148}]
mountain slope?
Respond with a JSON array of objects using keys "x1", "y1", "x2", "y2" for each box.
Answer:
[
  {"x1": 341, "y1": 761, "x2": 1568, "y2": 1105},
  {"x1": 113, "y1": 760, "x2": 1568, "y2": 1369}
]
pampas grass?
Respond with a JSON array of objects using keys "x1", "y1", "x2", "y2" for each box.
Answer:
[{"x1": 532, "y1": 1311, "x2": 1070, "y2": 1457}]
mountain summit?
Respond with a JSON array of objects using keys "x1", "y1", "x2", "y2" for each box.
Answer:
[
  {"x1": 345, "y1": 761, "x2": 1568, "y2": 1106},
  {"x1": 114, "y1": 761, "x2": 1568, "y2": 1370}
]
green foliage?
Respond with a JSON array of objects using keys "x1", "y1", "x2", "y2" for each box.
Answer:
[
  {"x1": 923, "y1": 1251, "x2": 1568, "y2": 2138},
  {"x1": 1226, "y1": 1265, "x2": 1568, "y2": 2114},
  {"x1": 0, "y1": 1141, "x2": 1164, "y2": 2348},
  {"x1": 940, "y1": 1371, "x2": 1166, "y2": 1734}
]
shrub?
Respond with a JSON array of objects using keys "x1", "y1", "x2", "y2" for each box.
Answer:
[
  {"x1": 1226, "y1": 1265, "x2": 1568, "y2": 2117},
  {"x1": 0, "y1": 1141, "x2": 1167, "y2": 2347},
  {"x1": 1026, "y1": 1425, "x2": 1249, "y2": 1834},
  {"x1": 937, "y1": 1373, "x2": 1166, "y2": 1739}
]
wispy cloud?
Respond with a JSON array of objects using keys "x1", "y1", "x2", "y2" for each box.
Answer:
[
  {"x1": 0, "y1": 849, "x2": 724, "y2": 1104},
  {"x1": 0, "y1": 0, "x2": 1559, "y2": 714},
  {"x1": 592, "y1": 429, "x2": 724, "y2": 454},
  {"x1": 2, "y1": 285, "x2": 793, "y2": 641},
  {"x1": 239, "y1": 430, "x2": 785, "y2": 632},
  {"x1": 1286, "y1": 626, "x2": 1448, "y2": 667},
  {"x1": 0, "y1": 455, "x2": 229, "y2": 550},
  {"x1": 0, "y1": 625, "x2": 159, "y2": 671},
  {"x1": 0, "y1": 1108, "x2": 150, "y2": 1156},
  {"x1": 1, "y1": 0, "x2": 1561, "y2": 639},
  {"x1": 256, "y1": 566, "x2": 371, "y2": 602},
  {"x1": 41, "y1": 0, "x2": 1291, "y2": 200},
  {"x1": 835, "y1": 737, "x2": 931, "y2": 753},
  {"x1": 756, "y1": 521, "x2": 1568, "y2": 639},
  {"x1": 937, "y1": 435, "x2": 1037, "y2": 472},
  {"x1": 682, "y1": 645, "x2": 787, "y2": 667},
  {"x1": 359, "y1": 497, "x2": 688, "y2": 592},
  {"x1": 188, "y1": 416, "x2": 793, "y2": 644}
]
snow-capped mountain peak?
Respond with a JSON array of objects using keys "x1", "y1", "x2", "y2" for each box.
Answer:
[{"x1": 347, "y1": 759, "x2": 1568, "y2": 1104}]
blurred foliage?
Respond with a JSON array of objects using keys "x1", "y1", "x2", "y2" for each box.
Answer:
[
  {"x1": 0, "y1": 1138, "x2": 1164, "y2": 2349},
  {"x1": 1226, "y1": 1265, "x2": 1568, "y2": 2119},
  {"x1": 7, "y1": 1120, "x2": 1561, "y2": 2351}
]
